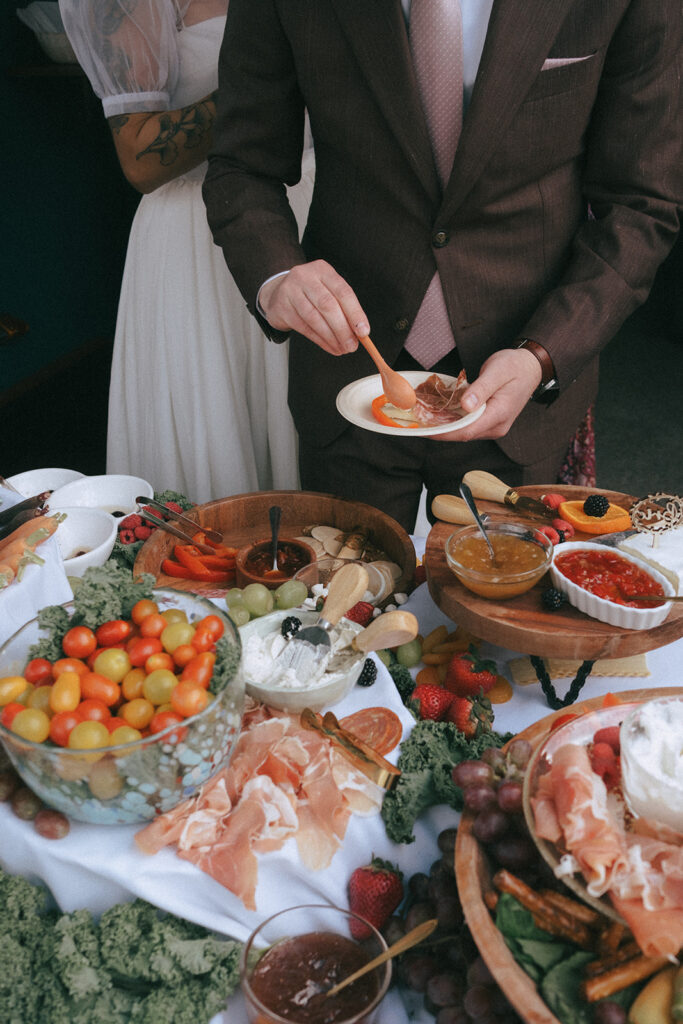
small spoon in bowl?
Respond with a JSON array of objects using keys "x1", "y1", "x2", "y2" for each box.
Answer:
[
  {"x1": 268, "y1": 504, "x2": 282, "y2": 573},
  {"x1": 323, "y1": 917, "x2": 438, "y2": 1000},
  {"x1": 357, "y1": 334, "x2": 417, "y2": 410},
  {"x1": 459, "y1": 481, "x2": 499, "y2": 567}
]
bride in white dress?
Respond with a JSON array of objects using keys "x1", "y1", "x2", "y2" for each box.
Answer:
[{"x1": 59, "y1": 0, "x2": 314, "y2": 502}]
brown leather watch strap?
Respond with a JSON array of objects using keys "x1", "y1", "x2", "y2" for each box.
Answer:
[{"x1": 515, "y1": 338, "x2": 559, "y2": 404}]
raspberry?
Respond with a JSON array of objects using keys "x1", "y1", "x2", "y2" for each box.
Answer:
[
  {"x1": 280, "y1": 616, "x2": 302, "y2": 639},
  {"x1": 133, "y1": 525, "x2": 152, "y2": 541},
  {"x1": 119, "y1": 513, "x2": 143, "y2": 530},
  {"x1": 541, "y1": 492, "x2": 567, "y2": 510},
  {"x1": 344, "y1": 601, "x2": 375, "y2": 627},
  {"x1": 583, "y1": 494, "x2": 610, "y2": 518},
  {"x1": 590, "y1": 741, "x2": 617, "y2": 781},
  {"x1": 542, "y1": 587, "x2": 566, "y2": 611},
  {"x1": 552, "y1": 517, "x2": 574, "y2": 538},
  {"x1": 537, "y1": 525, "x2": 561, "y2": 545},
  {"x1": 357, "y1": 659, "x2": 378, "y2": 687},
  {"x1": 164, "y1": 501, "x2": 185, "y2": 515},
  {"x1": 142, "y1": 505, "x2": 162, "y2": 519},
  {"x1": 593, "y1": 725, "x2": 621, "y2": 755},
  {"x1": 118, "y1": 528, "x2": 137, "y2": 545}
]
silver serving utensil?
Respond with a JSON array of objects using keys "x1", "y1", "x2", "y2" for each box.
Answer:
[
  {"x1": 136, "y1": 495, "x2": 223, "y2": 545},
  {"x1": 138, "y1": 509, "x2": 215, "y2": 554},
  {"x1": 269, "y1": 505, "x2": 282, "y2": 572},
  {"x1": 460, "y1": 481, "x2": 499, "y2": 567},
  {"x1": 278, "y1": 562, "x2": 369, "y2": 673}
]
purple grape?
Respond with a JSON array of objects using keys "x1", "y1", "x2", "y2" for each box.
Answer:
[
  {"x1": 0, "y1": 769, "x2": 19, "y2": 802},
  {"x1": 405, "y1": 900, "x2": 437, "y2": 932},
  {"x1": 496, "y1": 779, "x2": 523, "y2": 813},
  {"x1": 426, "y1": 973, "x2": 465, "y2": 1008},
  {"x1": 436, "y1": 894, "x2": 464, "y2": 931},
  {"x1": 463, "y1": 984, "x2": 495, "y2": 1018},
  {"x1": 437, "y1": 827, "x2": 458, "y2": 859},
  {"x1": 381, "y1": 915, "x2": 406, "y2": 946},
  {"x1": 403, "y1": 953, "x2": 441, "y2": 992},
  {"x1": 452, "y1": 759, "x2": 493, "y2": 788},
  {"x1": 436, "y1": 1009, "x2": 469, "y2": 1024},
  {"x1": 480, "y1": 747, "x2": 506, "y2": 771},
  {"x1": 472, "y1": 806, "x2": 509, "y2": 844},
  {"x1": 408, "y1": 871, "x2": 431, "y2": 902},
  {"x1": 592, "y1": 1003, "x2": 627, "y2": 1024},
  {"x1": 34, "y1": 809, "x2": 70, "y2": 840},
  {"x1": 11, "y1": 786, "x2": 42, "y2": 821},
  {"x1": 464, "y1": 783, "x2": 498, "y2": 812},
  {"x1": 490, "y1": 834, "x2": 537, "y2": 871},
  {"x1": 466, "y1": 955, "x2": 495, "y2": 988},
  {"x1": 506, "y1": 738, "x2": 532, "y2": 769}
]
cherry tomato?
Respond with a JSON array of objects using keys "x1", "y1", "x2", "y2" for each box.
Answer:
[
  {"x1": 1, "y1": 702, "x2": 26, "y2": 729},
  {"x1": 171, "y1": 643, "x2": 198, "y2": 669},
  {"x1": 62, "y1": 625, "x2": 97, "y2": 659},
  {"x1": 92, "y1": 648, "x2": 131, "y2": 684},
  {"x1": 142, "y1": 669, "x2": 178, "y2": 706},
  {"x1": 0, "y1": 676, "x2": 30, "y2": 707},
  {"x1": 180, "y1": 652, "x2": 215, "y2": 690},
  {"x1": 144, "y1": 652, "x2": 175, "y2": 674},
  {"x1": 127, "y1": 636, "x2": 163, "y2": 667},
  {"x1": 160, "y1": 621, "x2": 195, "y2": 653},
  {"x1": 23, "y1": 657, "x2": 53, "y2": 686},
  {"x1": 52, "y1": 657, "x2": 88, "y2": 678},
  {"x1": 95, "y1": 619, "x2": 132, "y2": 647},
  {"x1": 67, "y1": 720, "x2": 109, "y2": 750},
  {"x1": 138, "y1": 613, "x2": 167, "y2": 638},
  {"x1": 549, "y1": 712, "x2": 581, "y2": 732},
  {"x1": 109, "y1": 725, "x2": 143, "y2": 746},
  {"x1": 49, "y1": 709, "x2": 83, "y2": 747},
  {"x1": 120, "y1": 698, "x2": 155, "y2": 730},
  {"x1": 149, "y1": 710, "x2": 186, "y2": 742},
  {"x1": 77, "y1": 698, "x2": 111, "y2": 724},
  {"x1": 11, "y1": 707, "x2": 50, "y2": 743},
  {"x1": 131, "y1": 599, "x2": 159, "y2": 625},
  {"x1": 196, "y1": 614, "x2": 225, "y2": 641},
  {"x1": 189, "y1": 628, "x2": 215, "y2": 654},
  {"x1": 80, "y1": 671, "x2": 121, "y2": 707},
  {"x1": 104, "y1": 715, "x2": 128, "y2": 733},
  {"x1": 171, "y1": 681, "x2": 209, "y2": 718},
  {"x1": 50, "y1": 671, "x2": 81, "y2": 713},
  {"x1": 26, "y1": 685, "x2": 53, "y2": 716},
  {"x1": 160, "y1": 608, "x2": 188, "y2": 624},
  {"x1": 122, "y1": 668, "x2": 146, "y2": 701}
]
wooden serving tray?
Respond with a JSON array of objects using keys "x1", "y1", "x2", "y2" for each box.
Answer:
[
  {"x1": 425, "y1": 485, "x2": 683, "y2": 661},
  {"x1": 134, "y1": 489, "x2": 416, "y2": 600},
  {"x1": 455, "y1": 686, "x2": 683, "y2": 1024}
]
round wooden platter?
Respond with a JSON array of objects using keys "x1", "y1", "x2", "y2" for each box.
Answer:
[
  {"x1": 455, "y1": 685, "x2": 683, "y2": 1024},
  {"x1": 134, "y1": 489, "x2": 416, "y2": 600},
  {"x1": 425, "y1": 485, "x2": 683, "y2": 661}
]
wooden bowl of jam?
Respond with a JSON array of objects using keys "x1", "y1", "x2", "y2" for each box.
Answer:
[
  {"x1": 445, "y1": 523, "x2": 553, "y2": 599},
  {"x1": 235, "y1": 537, "x2": 316, "y2": 591}
]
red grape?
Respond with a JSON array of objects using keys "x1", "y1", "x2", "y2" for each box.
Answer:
[{"x1": 34, "y1": 808, "x2": 70, "y2": 840}]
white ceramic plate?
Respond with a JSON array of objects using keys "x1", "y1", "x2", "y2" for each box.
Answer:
[{"x1": 336, "y1": 371, "x2": 486, "y2": 437}]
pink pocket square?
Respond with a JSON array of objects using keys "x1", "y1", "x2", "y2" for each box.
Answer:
[{"x1": 541, "y1": 54, "x2": 594, "y2": 70}]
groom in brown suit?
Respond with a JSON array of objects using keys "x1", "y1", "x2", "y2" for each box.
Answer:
[{"x1": 203, "y1": 0, "x2": 681, "y2": 532}]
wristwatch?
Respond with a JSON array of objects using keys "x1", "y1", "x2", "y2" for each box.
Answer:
[{"x1": 515, "y1": 338, "x2": 559, "y2": 405}]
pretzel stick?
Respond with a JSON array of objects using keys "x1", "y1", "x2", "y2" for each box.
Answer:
[
  {"x1": 540, "y1": 889, "x2": 602, "y2": 928},
  {"x1": 584, "y1": 941, "x2": 641, "y2": 978},
  {"x1": 581, "y1": 955, "x2": 670, "y2": 1002},
  {"x1": 492, "y1": 870, "x2": 595, "y2": 949},
  {"x1": 598, "y1": 920, "x2": 627, "y2": 955}
]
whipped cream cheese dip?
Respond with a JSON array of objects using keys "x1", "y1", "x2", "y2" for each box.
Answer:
[{"x1": 620, "y1": 696, "x2": 683, "y2": 835}]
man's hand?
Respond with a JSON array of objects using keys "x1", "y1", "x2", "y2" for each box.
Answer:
[
  {"x1": 435, "y1": 347, "x2": 543, "y2": 442},
  {"x1": 259, "y1": 260, "x2": 369, "y2": 355}
]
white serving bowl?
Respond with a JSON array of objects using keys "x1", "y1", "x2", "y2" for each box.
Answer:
[
  {"x1": 550, "y1": 541, "x2": 674, "y2": 629},
  {"x1": 55, "y1": 507, "x2": 118, "y2": 577},
  {"x1": 49, "y1": 474, "x2": 153, "y2": 518},
  {"x1": 6, "y1": 467, "x2": 85, "y2": 497},
  {"x1": 238, "y1": 608, "x2": 365, "y2": 712}
]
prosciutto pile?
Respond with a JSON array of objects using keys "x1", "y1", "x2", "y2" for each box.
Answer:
[
  {"x1": 531, "y1": 742, "x2": 683, "y2": 958},
  {"x1": 412, "y1": 371, "x2": 469, "y2": 426},
  {"x1": 135, "y1": 699, "x2": 386, "y2": 910}
]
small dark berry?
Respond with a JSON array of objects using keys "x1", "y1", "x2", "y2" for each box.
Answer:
[
  {"x1": 357, "y1": 658, "x2": 378, "y2": 687},
  {"x1": 542, "y1": 587, "x2": 567, "y2": 611},
  {"x1": 583, "y1": 494, "x2": 610, "y2": 517},
  {"x1": 556, "y1": 529, "x2": 566, "y2": 543},
  {"x1": 280, "y1": 616, "x2": 302, "y2": 639}
]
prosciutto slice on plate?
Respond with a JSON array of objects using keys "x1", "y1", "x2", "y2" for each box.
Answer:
[{"x1": 412, "y1": 371, "x2": 469, "y2": 426}]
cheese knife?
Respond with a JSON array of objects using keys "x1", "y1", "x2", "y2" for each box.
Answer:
[{"x1": 461, "y1": 471, "x2": 555, "y2": 520}]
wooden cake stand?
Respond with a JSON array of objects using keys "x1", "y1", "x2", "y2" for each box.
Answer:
[{"x1": 424, "y1": 486, "x2": 683, "y2": 707}]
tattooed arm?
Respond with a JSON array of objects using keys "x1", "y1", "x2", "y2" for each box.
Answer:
[{"x1": 108, "y1": 90, "x2": 218, "y2": 193}]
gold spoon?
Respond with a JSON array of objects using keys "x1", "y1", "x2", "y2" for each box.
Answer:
[
  {"x1": 620, "y1": 593, "x2": 679, "y2": 602},
  {"x1": 357, "y1": 334, "x2": 417, "y2": 410},
  {"x1": 324, "y1": 917, "x2": 438, "y2": 999}
]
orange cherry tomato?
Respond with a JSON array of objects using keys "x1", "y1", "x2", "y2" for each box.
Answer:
[
  {"x1": 131, "y1": 599, "x2": 159, "y2": 625},
  {"x1": 62, "y1": 625, "x2": 97, "y2": 660},
  {"x1": 49, "y1": 708, "x2": 83, "y2": 747},
  {"x1": 144, "y1": 652, "x2": 175, "y2": 674},
  {"x1": 80, "y1": 671, "x2": 121, "y2": 707},
  {"x1": 180, "y1": 651, "x2": 215, "y2": 690},
  {"x1": 189, "y1": 628, "x2": 215, "y2": 654},
  {"x1": 77, "y1": 698, "x2": 111, "y2": 723},
  {"x1": 50, "y1": 671, "x2": 82, "y2": 713},
  {"x1": 138, "y1": 613, "x2": 167, "y2": 638},
  {"x1": 196, "y1": 614, "x2": 225, "y2": 641},
  {"x1": 171, "y1": 643, "x2": 198, "y2": 669},
  {"x1": 120, "y1": 698, "x2": 155, "y2": 730},
  {"x1": 149, "y1": 710, "x2": 186, "y2": 740},
  {"x1": 127, "y1": 636, "x2": 163, "y2": 667},
  {"x1": 104, "y1": 716, "x2": 128, "y2": 733},
  {"x1": 171, "y1": 681, "x2": 209, "y2": 718},
  {"x1": 23, "y1": 657, "x2": 53, "y2": 686},
  {"x1": 121, "y1": 668, "x2": 146, "y2": 701},
  {"x1": 52, "y1": 657, "x2": 88, "y2": 678},
  {"x1": 95, "y1": 619, "x2": 132, "y2": 647},
  {"x1": 1, "y1": 702, "x2": 25, "y2": 729}
]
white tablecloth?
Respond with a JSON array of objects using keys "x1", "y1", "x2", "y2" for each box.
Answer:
[{"x1": 1, "y1": 537, "x2": 681, "y2": 1022}]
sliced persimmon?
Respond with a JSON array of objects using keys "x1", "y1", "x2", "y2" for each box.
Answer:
[{"x1": 558, "y1": 500, "x2": 632, "y2": 535}]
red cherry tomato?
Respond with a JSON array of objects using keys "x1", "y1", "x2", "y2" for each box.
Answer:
[
  {"x1": 23, "y1": 657, "x2": 53, "y2": 686},
  {"x1": 180, "y1": 651, "x2": 215, "y2": 690},
  {"x1": 131, "y1": 599, "x2": 159, "y2": 625},
  {"x1": 149, "y1": 710, "x2": 186, "y2": 742},
  {"x1": 52, "y1": 657, "x2": 88, "y2": 678},
  {"x1": 144, "y1": 652, "x2": 175, "y2": 674},
  {"x1": 138, "y1": 613, "x2": 167, "y2": 638},
  {"x1": 127, "y1": 636, "x2": 163, "y2": 667},
  {"x1": 62, "y1": 625, "x2": 97, "y2": 659},
  {"x1": 549, "y1": 712, "x2": 580, "y2": 732},
  {"x1": 1, "y1": 702, "x2": 25, "y2": 729},
  {"x1": 195, "y1": 614, "x2": 225, "y2": 641},
  {"x1": 171, "y1": 643, "x2": 198, "y2": 669},
  {"x1": 77, "y1": 698, "x2": 111, "y2": 724},
  {"x1": 104, "y1": 716, "x2": 128, "y2": 733},
  {"x1": 95, "y1": 619, "x2": 132, "y2": 647},
  {"x1": 189, "y1": 628, "x2": 216, "y2": 654},
  {"x1": 171, "y1": 681, "x2": 209, "y2": 718},
  {"x1": 49, "y1": 709, "x2": 83, "y2": 747},
  {"x1": 80, "y1": 671, "x2": 121, "y2": 707}
]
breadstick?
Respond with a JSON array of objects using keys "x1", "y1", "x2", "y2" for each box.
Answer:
[
  {"x1": 540, "y1": 889, "x2": 602, "y2": 927},
  {"x1": 598, "y1": 920, "x2": 627, "y2": 954},
  {"x1": 581, "y1": 955, "x2": 669, "y2": 1002},
  {"x1": 493, "y1": 870, "x2": 595, "y2": 948},
  {"x1": 584, "y1": 941, "x2": 641, "y2": 978}
]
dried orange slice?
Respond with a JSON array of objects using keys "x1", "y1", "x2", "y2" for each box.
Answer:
[{"x1": 558, "y1": 500, "x2": 632, "y2": 535}]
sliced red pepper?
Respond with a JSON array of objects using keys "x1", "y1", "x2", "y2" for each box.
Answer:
[
  {"x1": 196, "y1": 554, "x2": 236, "y2": 571},
  {"x1": 161, "y1": 559, "x2": 232, "y2": 584},
  {"x1": 192, "y1": 531, "x2": 237, "y2": 558},
  {"x1": 371, "y1": 394, "x2": 419, "y2": 429},
  {"x1": 173, "y1": 544, "x2": 213, "y2": 576}
]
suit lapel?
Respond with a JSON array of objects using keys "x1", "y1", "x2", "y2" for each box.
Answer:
[
  {"x1": 442, "y1": 0, "x2": 570, "y2": 217},
  {"x1": 329, "y1": 0, "x2": 440, "y2": 203}
]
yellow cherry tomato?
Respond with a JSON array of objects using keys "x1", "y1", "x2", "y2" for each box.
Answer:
[
  {"x1": 0, "y1": 676, "x2": 30, "y2": 706},
  {"x1": 93, "y1": 647, "x2": 131, "y2": 684},
  {"x1": 11, "y1": 707, "x2": 51, "y2": 743},
  {"x1": 109, "y1": 725, "x2": 143, "y2": 748},
  {"x1": 120, "y1": 698, "x2": 155, "y2": 730},
  {"x1": 160, "y1": 620, "x2": 196, "y2": 653},
  {"x1": 67, "y1": 720, "x2": 110, "y2": 750},
  {"x1": 160, "y1": 608, "x2": 188, "y2": 625},
  {"x1": 142, "y1": 669, "x2": 178, "y2": 706},
  {"x1": 122, "y1": 667, "x2": 146, "y2": 701},
  {"x1": 50, "y1": 671, "x2": 81, "y2": 713},
  {"x1": 26, "y1": 685, "x2": 54, "y2": 716}
]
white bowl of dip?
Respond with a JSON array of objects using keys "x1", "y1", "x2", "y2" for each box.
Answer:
[{"x1": 620, "y1": 696, "x2": 683, "y2": 835}]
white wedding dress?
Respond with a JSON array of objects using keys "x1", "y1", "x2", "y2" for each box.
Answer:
[{"x1": 60, "y1": 1, "x2": 314, "y2": 502}]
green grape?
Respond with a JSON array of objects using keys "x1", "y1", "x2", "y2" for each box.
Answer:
[
  {"x1": 275, "y1": 579, "x2": 308, "y2": 609},
  {"x1": 229, "y1": 606, "x2": 251, "y2": 627},
  {"x1": 376, "y1": 649, "x2": 392, "y2": 667},
  {"x1": 225, "y1": 588, "x2": 246, "y2": 609},
  {"x1": 396, "y1": 638, "x2": 422, "y2": 667},
  {"x1": 242, "y1": 583, "x2": 275, "y2": 617}
]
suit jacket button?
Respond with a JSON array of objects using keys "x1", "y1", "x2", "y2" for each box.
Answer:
[
  {"x1": 433, "y1": 230, "x2": 448, "y2": 247},
  {"x1": 394, "y1": 318, "x2": 410, "y2": 332}
]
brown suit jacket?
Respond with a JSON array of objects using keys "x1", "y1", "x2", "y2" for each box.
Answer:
[{"x1": 204, "y1": 0, "x2": 681, "y2": 460}]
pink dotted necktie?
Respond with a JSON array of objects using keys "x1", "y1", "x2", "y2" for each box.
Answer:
[{"x1": 404, "y1": 0, "x2": 464, "y2": 368}]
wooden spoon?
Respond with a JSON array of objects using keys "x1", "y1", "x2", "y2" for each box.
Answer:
[
  {"x1": 324, "y1": 917, "x2": 438, "y2": 999},
  {"x1": 358, "y1": 334, "x2": 417, "y2": 410}
]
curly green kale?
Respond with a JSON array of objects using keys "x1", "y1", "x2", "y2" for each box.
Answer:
[
  {"x1": 29, "y1": 604, "x2": 71, "y2": 660},
  {"x1": 381, "y1": 719, "x2": 508, "y2": 843},
  {"x1": 210, "y1": 634, "x2": 241, "y2": 695},
  {"x1": 386, "y1": 657, "x2": 417, "y2": 707}
]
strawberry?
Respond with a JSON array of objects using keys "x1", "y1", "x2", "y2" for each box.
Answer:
[
  {"x1": 446, "y1": 694, "x2": 493, "y2": 738},
  {"x1": 592, "y1": 725, "x2": 621, "y2": 755},
  {"x1": 411, "y1": 684, "x2": 453, "y2": 721},
  {"x1": 348, "y1": 857, "x2": 403, "y2": 939},
  {"x1": 345, "y1": 601, "x2": 375, "y2": 627},
  {"x1": 444, "y1": 644, "x2": 498, "y2": 697}
]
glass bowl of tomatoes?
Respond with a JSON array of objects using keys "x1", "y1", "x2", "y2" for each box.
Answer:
[{"x1": 0, "y1": 589, "x2": 244, "y2": 824}]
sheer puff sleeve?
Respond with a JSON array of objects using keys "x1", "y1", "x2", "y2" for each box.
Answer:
[{"x1": 58, "y1": 0, "x2": 181, "y2": 117}]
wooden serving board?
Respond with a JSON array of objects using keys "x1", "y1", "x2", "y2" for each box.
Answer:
[
  {"x1": 425, "y1": 485, "x2": 683, "y2": 660},
  {"x1": 455, "y1": 686, "x2": 683, "y2": 1024},
  {"x1": 134, "y1": 489, "x2": 416, "y2": 601}
]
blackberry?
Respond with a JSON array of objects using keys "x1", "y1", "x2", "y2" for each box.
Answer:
[
  {"x1": 357, "y1": 658, "x2": 378, "y2": 687},
  {"x1": 542, "y1": 587, "x2": 567, "y2": 611},
  {"x1": 583, "y1": 493, "x2": 610, "y2": 518},
  {"x1": 280, "y1": 615, "x2": 302, "y2": 639}
]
